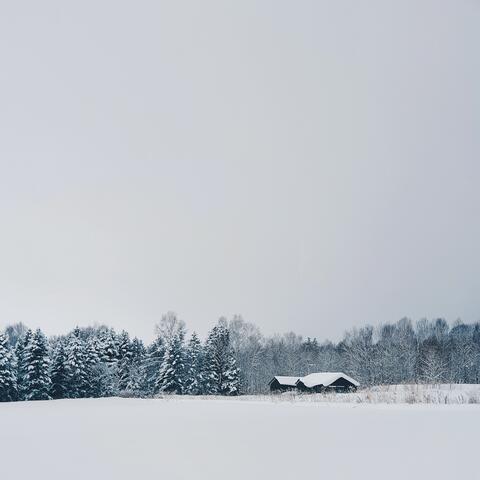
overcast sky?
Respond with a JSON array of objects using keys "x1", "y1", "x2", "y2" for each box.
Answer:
[{"x1": 0, "y1": 0, "x2": 479, "y2": 342}]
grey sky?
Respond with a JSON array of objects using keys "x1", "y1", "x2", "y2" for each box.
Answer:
[{"x1": 1, "y1": 1, "x2": 479, "y2": 342}]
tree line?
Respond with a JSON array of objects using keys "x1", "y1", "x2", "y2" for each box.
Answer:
[
  {"x1": 0, "y1": 314, "x2": 239, "y2": 402},
  {"x1": 1, "y1": 314, "x2": 479, "y2": 402}
]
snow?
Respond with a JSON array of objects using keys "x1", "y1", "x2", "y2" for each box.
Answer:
[
  {"x1": 272, "y1": 375, "x2": 300, "y2": 386},
  {"x1": 270, "y1": 383, "x2": 480, "y2": 404},
  {"x1": 0, "y1": 396, "x2": 478, "y2": 480},
  {"x1": 300, "y1": 371, "x2": 360, "y2": 388},
  {"x1": 272, "y1": 372, "x2": 360, "y2": 388}
]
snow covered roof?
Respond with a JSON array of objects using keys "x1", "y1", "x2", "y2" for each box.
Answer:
[
  {"x1": 297, "y1": 372, "x2": 360, "y2": 388},
  {"x1": 271, "y1": 376, "x2": 301, "y2": 387}
]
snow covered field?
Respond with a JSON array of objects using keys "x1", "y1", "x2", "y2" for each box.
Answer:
[
  {"x1": 267, "y1": 383, "x2": 480, "y2": 404},
  {"x1": 1, "y1": 397, "x2": 478, "y2": 480}
]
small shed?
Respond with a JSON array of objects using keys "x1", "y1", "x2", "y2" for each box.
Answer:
[
  {"x1": 296, "y1": 372, "x2": 359, "y2": 393},
  {"x1": 269, "y1": 376, "x2": 301, "y2": 393}
]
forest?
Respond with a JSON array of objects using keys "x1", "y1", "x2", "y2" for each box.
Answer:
[{"x1": 1, "y1": 314, "x2": 479, "y2": 402}]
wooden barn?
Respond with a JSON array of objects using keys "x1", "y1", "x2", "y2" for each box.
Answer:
[
  {"x1": 269, "y1": 372, "x2": 359, "y2": 393},
  {"x1": 268, "y1": 376, "x2": 301, "y2": 393},
  {"x1": 296, "y1": 372, "x2": 359, "y2": 393}
]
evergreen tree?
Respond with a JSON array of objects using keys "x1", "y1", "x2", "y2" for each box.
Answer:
[
  {"x1": 49, "y1": 340, "x2": 69, "y2": 399},
  {"x1": 84, "y1": 336, "x2": 103, "y2": 397},
  {"x1": 0, "y1": 333, "x2": 17, "y2": 402},
  {"x1": 131, "y1": 337, "x2": 146, "y2": 361},
  {"x1": 142, "y1": 336, "x2": 165, "y2": 394},
  {"x1": 184, "y1": 332, "x2": 204, "y2": 395},
  {"x1": 97, "y1": 328, "x2": 119, "y2": 364},
  {"x1": 203, "y1": 324, "x2": 240, "y2": 395},
  {"x1": 65, "y1": 328, "x2": 90, "y2": 398},
  {"x1": 117, "y1": 331, "x2": 133, "y2": 390},
  {"x1": 24, "y1": 329, "x2": 51, "y2": 401},
  {"x1": 15, "y1": 329, "x2": 33, "y2": 400},
  {"x1": 155, "y1": 327, "x2": 186, "y2": 394},
  {"x1": 117, "y1": 331, "x2": 132, "y2": 361},
  {"x1": 85, "y1": 336, "x2": 100, "y2": 371}
]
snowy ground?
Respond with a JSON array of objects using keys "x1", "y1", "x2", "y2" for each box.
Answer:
[
  {"x1": 266, "y1": 383, "x2": 480, "y2": 404},
  {"x1": 1, "y1": 397, "x2": 478, "y2": 480}
]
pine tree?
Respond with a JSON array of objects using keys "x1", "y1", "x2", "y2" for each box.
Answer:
[
  {"x1": 85, "y1": 336, "x2": 100, "y2": 372},
  {"x1": 131, "y1": 337, "x2": 146, "y2": 360},
  {"x1": 155, "y1": 327, "x2": 186, "y2": 394},
  {"x1": 84, "y1": 336, "x2": 103, "y2": 397},
  {"x1": 0, "y1": 333, "x2": 17, "y2": 402},
  {"x1": 65, "y1": 328, "x2": 90, "y2": 398},
  {"x1": 98, "y1": 328, "x2": 119, "y2": 364},
  {"x1": 117, "y1": 331, "x2": 132, "y2": 361},
  {"x1": 117, "y1": 331, "x2": 133, "y2": 390},
  {"x1": 184, "y1": 332, "x2": 204, "y2": 395},
  {"x1": 49, "y1": 340, "x2": 69, "y2": 399},
  {"x1": 24, "y1": 329, "x2": 51, "y2": 401},
  {"x1": 15, "y1": 329, "x2": 33, "y2": 400},
  {"x1": 142, "y1": 336, "x2": 165, "y2": 394},
  {"x1": 204, "y1": 324, "x2": 240, "y2": 395}
]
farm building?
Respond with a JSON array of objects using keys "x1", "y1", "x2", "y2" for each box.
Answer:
[
  {"x1": 269, "y1": 372, "x2": 359, "y2": 393},
  {"x1": 268, "y1": 376, "x2": 301, "y2": 392},
  {"x1": 296, "y1": 372, "x2": 359, "y2": 392}
]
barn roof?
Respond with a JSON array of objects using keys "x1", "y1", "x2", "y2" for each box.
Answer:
[
  {"x1": 270, "y1": 376, "x2": 301, "y2": 387},
  {"x1": 297, "y1": 372, "x2": 360, "y2": 388}
]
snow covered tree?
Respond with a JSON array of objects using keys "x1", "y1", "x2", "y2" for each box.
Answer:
[
  {"x1": 142, "y1": 336, "x2": 165, "y2": 394},
  {"x1": 339, "y1": 326, "x2": 377, "y2": 385},
  {"x1": 184, "y1": 332, "x2": 204, "y2": 395},
  {"x1": 449, "y1": 322, "x2": 477, "y2": 383},
  {"x1": 131, "y1": 337, "x2": 146, "y2": 361},
  {"x1": 203, "y1": 323, "x2": 240, "y2": 395},
  {"x1": 85, "y1": 336, "x2": 101, "y2": 370},
  {"x1": 4, "y1": 322, "x2": 28, "y2": 348},
  {"x1": 0, "y1": 333, "x2": 17, "y2": 402},
  {"x1": 49, "y1": 340, "x2": 69, "y2": 399},
  {"x1": 89, "y1": 362, "x2": 119, "y2": 397},
  {"x1": 228, "y1": 316, "x2": 265, "y2": 394},
  {"x1": 155, "y1": 327, "x2": 186, "y2": 394},
  {"x1": 23, "y1": 329, "x2": 51, "y2": 401},
  {"x1": 417, "y1": 337, "x2": 447, "y2": 384},
  {"x1": 15, "y1": 329, "x2": 33, "y2": 400},
  {"x1": 117, "y1": 331, "x2": 133, "y2": 390},
  {"x1": 65, "y1": 328, "x2": 90, "y2": 398},
  {"x1": 97, "y1": 328, "x2": 119, "y2": 364},
  {"x1": 117, "y1": 331, "x2": 132, "y2": 361},
  {"x1": 124, "y1": 337, "x2": 146, "y2": 393},
  {"x1": 155, "y1": 311, "x2": 186, "y2": 346}
]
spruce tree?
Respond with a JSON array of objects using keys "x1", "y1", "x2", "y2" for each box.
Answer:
[
  {"x1": 0, "y1": 333, "x2": 17, "y2": 402},
  {"x1": 204, "y1": 324, "x2": 240, "y2": 395},
  {"x1": 97, "y1": 328, "x2": 119, "y2": 364},
  {"x1": 65, "y1": 328, "x2": 90, "y2": 398},
  {"x1": 49, "y1": 340, "x2": 69, "y2": 399},
  {"x1": 15, "y1": 329, "x2": 33, "y2": 400},
  {"x1": 142, "y1": 336, "x2": 165, "y2": 394},
  {"x1": 131, "y1": 337, "x2": 146, "y2": 362},
  {"x1": 24, "y1": 329, "x2": 51, "y2": 401},
  {"x1": 155, "y1": 327, "x2": 186, "y2": 394},
  {"x1": 184, "y1": 332, "x2": 204, "y2": 395},
  {"x1": 117, "y1": 331, "x2": 132, "y2": 361},
  {"x1": 117, "y1": 331, "x2": 133, "y2": 390}
]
